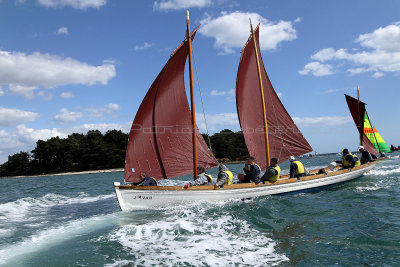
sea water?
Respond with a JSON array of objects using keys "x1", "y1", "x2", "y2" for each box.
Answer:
[{"x1": 0, "y1": 153, "x2": 399, "y2": 266}]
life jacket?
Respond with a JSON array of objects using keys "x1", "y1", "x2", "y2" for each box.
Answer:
[
  {"x1": 205, "y1": 174, "x2": 213, "y2": 183},
  {"x1": 222, "y1": 170, "x2": 233, "y2": 185},
  {"x1": 293, "y1": 161, "x2": 305, "y2": 175},
  {"x1": 342, "y1": 153, "x2": 361, "y2": 167},
  {"x1": 251, "y1": 163, "x2": 261, "y2": 177},
  {"x1": 270, "y1": 165, "x2": 281, "y2": 182}
]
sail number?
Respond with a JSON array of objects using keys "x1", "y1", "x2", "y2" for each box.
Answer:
[{"x1": 133, "y1": 195, "x2": 153, "y2": 200}]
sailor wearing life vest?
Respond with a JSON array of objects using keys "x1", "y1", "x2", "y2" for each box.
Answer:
[
  {"x1": 336, "y1": 148, "x2": 361, "y2": 169},
  {"x1": 358, "y1": 145, "x2": 374, "y2": 164},
  {"x1": 215, "y1": 163, "x2": 234, "y2": 188},
  {"x1": 261, "y1": 158, "x2": 281, "y2": 183},
  {"x1": 289, "y1": 156, "x2": 306, "y2": 179},
  {"x1": 238, "y1": 156, "x2": 261, "y2": 183},
  {"x1": 184, "y1": 166, "x2": 213, "y2": 188}
]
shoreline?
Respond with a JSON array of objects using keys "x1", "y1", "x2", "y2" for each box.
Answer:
[
  {"x1": 1, "y1": 161, "x2": 247, "y2": 179},
  {"x1": 1, "y1": 168, "x2": 124, "y2": 179}
]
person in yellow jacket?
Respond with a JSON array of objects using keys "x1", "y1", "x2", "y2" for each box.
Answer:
[
  {"x1": 289, "y1": 156, "x2": 306, "y2": 179},
  {"x1": 215, "y1": 163, "x2": 234, "y2": 188},
  {"x1": 260, "y1": 158, "x2": 281, "y2": 183},
  {"x1": 184, "y1": 166, "x2": 213, "y2": 188},
  {"x1": 335, "y1": 148, "x2": 361, "y2": 169}
]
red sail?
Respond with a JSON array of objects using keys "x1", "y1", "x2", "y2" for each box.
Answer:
[
  {"x1": 236, "y1": 25, "x2": 312, "y2": 169},
  {"x1": 344, "y1": 94, "x2": 378, "y2": 154},
  {"x1": 124, "y1": 27, "x2": 217, "y2": 182}
]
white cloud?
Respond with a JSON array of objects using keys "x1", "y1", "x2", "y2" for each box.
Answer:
[
  {"x1": 347, "y1": 67, "x2": 370, "y2": 75},
  {"x1": 37, "y1": 0, "x2": 107, "y2": 10},
  {"x1": 322, "y1": 87, "x2": 354, "y2": 94},
  {"x1": 372, "y1": 72, "x2": 384, "y2": 78},
  {"x1": 0, "y1": 50, "x2": 116, "y2": 99},
  {"x1": 134, "y1": 42, "x2": 155, "y2": 51},
  {"x1": 37, "y1": 90, "x2": 54, "y2": 101},
  {"x1": 68, "y1": 122, "x2": 130, "y2": 134},
  {"x1": 0, "y1": 107, "x2": 40, "y2": 126},
  {"x1": 104, "y1": 103, "x2": 120, "y2": 111},
  {"x1": 85, "y1": 103, "x2": 120, "y2": 119},
  {"x1": 298, "y1": 62, "x2": 334, "y2": 76},
  {"x1": 60, "y1": 92, "x2": 75, "y2": 98},
  {"x1": 293, "y1": 116, "x2": 352, "y2": 127},
  {"x1": 199, "y1": 11, "x2": 297, "y2": 55},
  {"x1": 196, "y1": 112, "x2": 239, "y2": 132},
  {"x1": 210, "y1": 89, "x2": 235, "y2": 96},
  {"x1": 0, "y1": 86, "x2": 4, "y2": 96},
  {"x1": 8, "y1": 84, "x2": 36, "y2": 99},
  {"x1": 55, "y1": 26, "x2": 68, "y2": 35},
  {"x1": 53, "y1": 103, "x2": 121, "y2": 125},
  {"x1": 0, "y1": 122, "x2": 131, "y2": 163},
  {"x1": 277, "y1": 92, "x2": 283, "y2": 98},
  {"x1": 54, "y1": 108, "x2": 83, "y2": 124},
  {"x1": 301, "y1": 22, "x2": 400, "y2": 76},
  {"x1": 153, "y1": 0, "x2": 211, "y2": 11}
]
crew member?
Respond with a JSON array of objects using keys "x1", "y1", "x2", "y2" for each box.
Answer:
[
  {"x1": 130, "y1": 172, "x2": 157, "y2": 186},
  {"x1": 261, "y1": 158, "x2": 281, "y2": 183},
  {"x1": 289, "y1": 156, "x2": 306, "y2": 179},
  {"x1": 336, "y1": 148, "x2": 361, "y2": 169},
  {"x1": 215, "y1": 163, "x2": 234, "y2": 188},
  {"x1": 358, "y1": 145, "x2": 374, "y2": 164},
  {"x1": 184, "y1": 166, "x2": 213, "y2": 188},
  {"x1": 238, "y1": 156, "x2": 261, "y2": 183}
]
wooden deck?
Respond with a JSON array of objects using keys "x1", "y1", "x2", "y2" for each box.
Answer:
[{"x1": 117, "y1": 162, "x2": 375, "y2": 191}]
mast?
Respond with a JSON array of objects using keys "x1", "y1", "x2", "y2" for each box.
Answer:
[
  {"x1": 250, "y1": 19, "x2": 270, "y2": 166},
  {"x1": 186, "y1": 10, "x2": 198, "y2": 179}
]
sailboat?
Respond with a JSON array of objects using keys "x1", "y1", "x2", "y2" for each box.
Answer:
[
  {"x1": 345, "y1": 89, "x2": 391, "y2": 156},
  {"x1": 114, "y1": 15, "x2": 376, "y2": 211}
]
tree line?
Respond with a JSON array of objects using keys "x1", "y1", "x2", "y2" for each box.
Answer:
[{"x1": 0, "y1": 129, "x2": 248, "y2": 177}]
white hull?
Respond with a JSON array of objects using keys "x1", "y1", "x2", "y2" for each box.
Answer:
[{"x1": 114, "y1": 164, "x2": 375, "y2": 211}]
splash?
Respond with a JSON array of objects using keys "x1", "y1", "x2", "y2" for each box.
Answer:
[
  {"x1": 0, "y1": 213, "x2": 119, "y2": 265},
  {"x1": 106, "y1": 205, "x2": 288, "y2": 266},
  {"x1": 0, "y1": 193, "x2": 114, "y2": 223}
]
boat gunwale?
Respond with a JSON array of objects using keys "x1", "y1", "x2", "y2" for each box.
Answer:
[{"x1": 115, "y1": 162, "x2": 376, "y2": 191}]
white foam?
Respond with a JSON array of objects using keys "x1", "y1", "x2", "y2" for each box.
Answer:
[
  {"x1": 368, "y1": 166, "x2": 400, "y2": 176},
  {"x1": 355, "y1": 183, "x2": 386, "y2": 192},
  {"x1": 0, "y1": 213, "x2": 118, "y2": 265},
  {"x1": 0, "y1": 228, "x2": 14, "y2": 238},
  {"x1": 107, "y1": 205, "x2": 288, "y2": 266},
  {"x1": 0, "y1": 193, "x2": 115, "y2": 223}
]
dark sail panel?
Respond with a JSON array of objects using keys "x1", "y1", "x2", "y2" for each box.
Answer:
[
  {"x1": 124, "y1": 27, "x2": 217, "y2": 182},
  {"x1": 345, "y1": 94, "x2": 378, "y2": 154},
  {"x1": 236, "y1": 26, "x2": 312, "y2": 169}
]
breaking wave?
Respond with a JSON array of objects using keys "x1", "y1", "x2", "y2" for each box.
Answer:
[
  {"x1": 0, "y1": 213, "x2": 118, "y2": 265},
  {"x1": 106, "y1": 205, "x2": 288, "y2": 266},
  {"x1": 368, "y1": 167, "x2": 400, "y2": 176},
  {"x1": 0, "y1": 193, "x2": 115, "y2": 223}
]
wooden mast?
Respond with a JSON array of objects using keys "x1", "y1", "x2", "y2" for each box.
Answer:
[
  {"x1": 186, "y1": 10, "x2": 198, "y2": 179},
  {"x1": 250, "y1": 19, "x2": 271, "y2": 167}
]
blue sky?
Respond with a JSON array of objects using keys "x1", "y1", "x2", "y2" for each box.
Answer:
[{"x1": 1, "y1": 0, "x2": 399, "y2": 163}]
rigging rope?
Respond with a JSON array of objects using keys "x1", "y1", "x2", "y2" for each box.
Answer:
[{"x1": 191, "y1": 46, "x2": 214, "y2": 155}]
